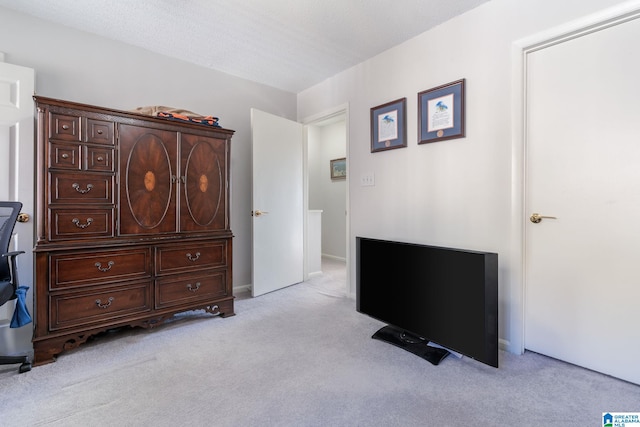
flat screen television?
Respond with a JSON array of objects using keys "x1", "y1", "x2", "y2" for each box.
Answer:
[{"x1": 356, "y1": 237, "x2": 499, "y2": 368}]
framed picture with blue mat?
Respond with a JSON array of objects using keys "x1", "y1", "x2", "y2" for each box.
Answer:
[
  {"x1": 418, "y1": 79, "x2": 465, "y2": 144},
  {"x1": 370, "y1": 97, "x2": 407, "y2": 153}
]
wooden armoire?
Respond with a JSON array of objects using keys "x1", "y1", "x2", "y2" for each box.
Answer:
[{"x1": 32, "y1": 96, "x2": 234, "y2": 365}]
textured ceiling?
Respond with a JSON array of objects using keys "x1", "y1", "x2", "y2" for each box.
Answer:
[{"x1": 0, "y1": 0, "x2": 490, "y2": 93}]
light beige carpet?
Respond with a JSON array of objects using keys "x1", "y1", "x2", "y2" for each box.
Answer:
[{"x1": 1, "y1": 258, "x2": 638, "y2": 426}]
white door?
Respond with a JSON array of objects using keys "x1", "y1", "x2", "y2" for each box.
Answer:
[
  {"x1": 524, "y1": 16, "x2": 640, "y2": 384},
  {"x1": 251, "y1": 109, "x2": 304, "y2": 297},
  {"x1": 0, "y1": 58, "x2": 35, "y2": 355}
]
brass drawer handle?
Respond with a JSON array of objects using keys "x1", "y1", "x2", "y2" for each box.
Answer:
[
  {"x1": 97, "y1": 129, "x2": 103, "y2": 135},
  {"x1": 95, "y1": 297, "x2": 114, "y2": 309},
  {"x1": 96, "y1": 156, "x2": 104, "y2": 162},
  {"x1": 186, "y1": 282, "x2": 201, "y2": 292},
  {"x1": 186, "y1": 252, "x2": 201, "y2": 262},
  {"x1": 94, "y1": 261, "x2": 114, "y2": 272},
  {"x1": 62, "y1": 124, "x2": 70, "y2": 130},
  {"x1": 72, "y1": 183, "x2": 94, "y2": 194},
  {"x1": 61, "y1": 153, "x2": 69, "y2": 159},
  {"x1": 72, "y1": 217, "x2": 93, "y2": 228}
]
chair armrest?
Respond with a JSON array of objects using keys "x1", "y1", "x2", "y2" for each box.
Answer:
[
  {"x1": 2, "y1": 251, "x2": 25, "y2": 258},
  {"x1": 2, "y1": 251, "x2": 25, "y2": 288}
]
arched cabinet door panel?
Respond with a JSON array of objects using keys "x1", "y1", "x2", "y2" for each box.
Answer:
[
  {"x1": 180, "y1": 133, "x2": 228, "y2": 232},
  {"x1": 119, "y1": 124, "x2": 177, "y2": 235}
]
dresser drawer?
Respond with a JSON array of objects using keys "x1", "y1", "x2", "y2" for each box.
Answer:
[
  {"x1": 155, "y1": 270, "x2": 227, "y2": 309},
  {"x1": 50, "y1": 172, "x2": 113, "y2": 204},
  {"x1": 86, "y1": 119, "x2": 114, "y2": 145},
  {"x1": 86, "y1": 145, "x2": 115, "y2": 172},
  {"x1": 49, "y1": 281, "x2": 151, "y2": 331},
  {"x1": 49, "y1": 142, "x2": 82, "y2": 170},
  {"x1": 49, "y1": 208, "x2": 114, "y2": 240},
  {"x1": 49, "y1": 142, "x2": 114, "y2": 172},
  {"x1": 50, "y1": 247, "x2": 152, "y2": 289},
  {"x1": 156, "y1": 240, "x2": 227, "y2": 275},
  {"x1": 49, "y1": 113, "x2": 81, "y2": 141}
]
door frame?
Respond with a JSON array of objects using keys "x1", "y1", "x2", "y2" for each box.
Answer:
[
  {"x1": 509, "y1": 2, "x2": 640, "y2": 355},
  {"x1": 302, "y1": 103, "x2": 350, "y2": 295}
]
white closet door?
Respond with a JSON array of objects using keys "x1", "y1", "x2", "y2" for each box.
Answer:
[{"x1": 525, "y1": 16, "x2": 640, "y2": 385}]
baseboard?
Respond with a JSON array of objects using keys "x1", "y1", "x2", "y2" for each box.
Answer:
[
  {"x1": 499, "y1": 338, "x2": 519, "y2": 354},
  {"x1": 321, "y1": 254, "x2": 346, "y2": 262},
  {"x1": 233, "y1": 284, "x2": 252, "y2": 294}
]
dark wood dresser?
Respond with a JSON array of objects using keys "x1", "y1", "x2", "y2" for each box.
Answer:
[{"x1": 32, "y1": 96, "x2": 234, "y2": 365}]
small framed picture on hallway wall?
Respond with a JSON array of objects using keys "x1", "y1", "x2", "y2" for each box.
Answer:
[{"x1": 330, "y1": 158, "x2": 346, "y2": 180}]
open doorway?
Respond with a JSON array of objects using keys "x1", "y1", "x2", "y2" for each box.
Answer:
[{"x1": 305, "y1": 110, "x2": 348, "y2": 294}]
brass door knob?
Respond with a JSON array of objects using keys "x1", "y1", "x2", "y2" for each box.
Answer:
[
  {"x1": 17, "y1": 213, "x2": 30, "y2": 223},
  {"x1": 253, "y1": 210, "x2": 269, "y2": 217},
  {"x1": 530, "y1": 213, "x2": 557, "y2": 223}
]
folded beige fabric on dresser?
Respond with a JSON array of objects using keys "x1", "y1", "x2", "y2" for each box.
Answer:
[{"x1": 131, "y1": 105, "x2": 204, "y2": 118}]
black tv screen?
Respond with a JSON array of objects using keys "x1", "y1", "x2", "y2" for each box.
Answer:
[{"x1": 356, "y1": 237, "x2": 498, "y2": 368}]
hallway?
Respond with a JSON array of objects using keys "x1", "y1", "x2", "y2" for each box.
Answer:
[{"x1": 305, "y1": 256, "x2": 347, "y2": 297}]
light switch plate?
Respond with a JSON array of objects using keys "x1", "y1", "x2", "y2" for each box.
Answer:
[{"x1": 360, "y1": 172, "x2": 375, "y2": 186}]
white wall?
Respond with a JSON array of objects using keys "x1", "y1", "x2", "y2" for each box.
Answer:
[
  {"x1": 0, "y1": 7, "x2": 298, "y2": 290},
  {"x1": 308, "y1": 120, "x2": 347, "y2": 260},
  {"x1": 297, "y1": 0, "x2": 632, "y2": 352}
]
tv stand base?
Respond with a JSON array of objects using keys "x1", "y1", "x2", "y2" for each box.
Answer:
[{"x1": 372, "y1": 325, "x2": 450, "y2": 365}]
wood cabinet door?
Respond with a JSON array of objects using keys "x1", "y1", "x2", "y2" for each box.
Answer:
[
  {"x1": 180, "y1": 133, "x2": 228, "y2": 232},
  {"x1": 119, "y1": 124, "x2": 178, "y2": 235}
]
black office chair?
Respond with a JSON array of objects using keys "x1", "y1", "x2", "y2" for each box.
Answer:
[{"x1": 0, "y1": 201, "x2": 32, "y2": 373}]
